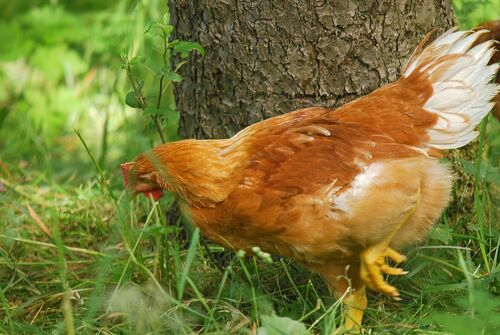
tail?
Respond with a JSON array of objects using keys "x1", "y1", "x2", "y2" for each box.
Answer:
[{"x1": 403, "y1": 28, "x2": 499, "y2": 150}]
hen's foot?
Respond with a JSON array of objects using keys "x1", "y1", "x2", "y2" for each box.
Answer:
[{"x1": 359, "y1": 246, "x2": 407, "y2": 300}]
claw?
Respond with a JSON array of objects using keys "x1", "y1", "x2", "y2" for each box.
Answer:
[
  {"x1": 380, "y1": 263, "x2": 408, "y2": 276},
  {"x1": 359, "y1": 246, "x2": 407, "y2": 299}
]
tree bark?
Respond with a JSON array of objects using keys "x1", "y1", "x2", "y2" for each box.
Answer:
[{"x1": 170, "y1": 0, "x2": 455, "y2": 139}]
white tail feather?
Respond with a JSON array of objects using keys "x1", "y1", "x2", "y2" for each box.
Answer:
[{"x1": 404, "y1": 28, "x2": 499, "y2": 150}]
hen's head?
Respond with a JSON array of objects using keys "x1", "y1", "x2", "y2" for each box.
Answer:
[
  {"x1": 121, "y1": 153, "x2": 171, "y2": 200},
  {"x1": 122, "y1": 139, "x2": 235, "y2": 206}
]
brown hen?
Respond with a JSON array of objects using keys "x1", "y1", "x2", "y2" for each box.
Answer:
[{"x1": 122, "y1": 29, "x2": 499, "y2": 332}]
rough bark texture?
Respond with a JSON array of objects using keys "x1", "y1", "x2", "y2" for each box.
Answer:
[{"x1": 170, "y1": 0, "x2": 455, "y2": 140}]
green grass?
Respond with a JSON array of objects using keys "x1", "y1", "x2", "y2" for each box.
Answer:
[{"x1": 0, "y1": 0, "x2": 499, "y2": 334}]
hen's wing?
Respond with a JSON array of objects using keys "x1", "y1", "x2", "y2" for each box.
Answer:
[
  {"x1": 241, "y1": 110, "x2": 422, "y2": 198},
  {"x1": 231, "y1": 28, "x2": 498, "y2": 198}
]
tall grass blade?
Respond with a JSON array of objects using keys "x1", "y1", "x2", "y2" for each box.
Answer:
[{"x1": 177, "y1": 227, "x2": 200, "y2": 301}]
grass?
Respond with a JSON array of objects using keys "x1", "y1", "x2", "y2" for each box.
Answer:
[{"x1": 0, "y1": 0, "x2": 499, "y2": 334}]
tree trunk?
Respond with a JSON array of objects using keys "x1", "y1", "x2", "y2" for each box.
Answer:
[{"x1": 170, "y1": 0, "x2": 455, "y2": 140}]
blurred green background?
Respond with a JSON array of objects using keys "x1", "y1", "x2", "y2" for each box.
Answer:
[{"x1": 0, "y1": 0, "x2": 179, "y2": 184}]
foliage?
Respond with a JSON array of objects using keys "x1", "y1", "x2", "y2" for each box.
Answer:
[
  {"x1": 0, "y1": 0, "x2": 169, "y2": 177},
  {"x1": 121, "y1": 11, "x2": 204, "y2": 143},
  {"x1": 432, "y1": 289, "x2": 500, "y2": 334},
  {"x1": 257, "y1": 314, "x2": 308, "y2": 335},
  {"x1": 452, "y1": 0, "x2": 500, "y2": 29},
  {"x1": 0, "y1": 0, "x2": 498, "y2": 334}
]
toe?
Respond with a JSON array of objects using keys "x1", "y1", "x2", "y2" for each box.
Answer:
[
  {"x1": 360, "y1": 247, "x2": 404, "y2": 299},
  {"x1": 385, "y1": 248, "x2": 407, "y2": 264},
  {"x1": 361, "y1": 262, "x2": 399, "y2": 297},
  {"x1": 380, "y1": 264, "x2": 408, "y2": 276}
]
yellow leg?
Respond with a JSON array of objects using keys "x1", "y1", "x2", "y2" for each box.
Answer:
[
  {"x1": 331, "y1": 286, "x2": 367, "y2": 335},
  {"x1": 344, "y1": 286, "x2": 367, "y2": 333},
  {"x1": 359, "y1": 185, "x2": 420, "y2": 299}
]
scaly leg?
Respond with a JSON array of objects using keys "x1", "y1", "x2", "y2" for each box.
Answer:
[
  {"x1": 359, "y1": 185, "x2": 420, "y2": 299},
  {"x1": 343, "y1": 286, "x2": 367, "y2": 333},
  {"x1": 312, "y1": 263, "x2": 366, "y2": 334},
  {"x1": 331, "y1": 286, "x2": 367, "y2": 335}
]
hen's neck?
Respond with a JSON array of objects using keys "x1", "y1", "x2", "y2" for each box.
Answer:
[{"x1": 154, "y1": 138, "x2": 248, "y2": 207}]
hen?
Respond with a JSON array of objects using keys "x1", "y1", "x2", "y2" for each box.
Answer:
[{"x1": 122, "y1": 29, "x2": 499, "y2": 332}]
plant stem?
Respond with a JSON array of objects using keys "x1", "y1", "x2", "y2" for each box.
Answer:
[
  {"x1": 153, "y1": 32, "x2": 170, "y2": 144},
  {"x1": 124, "y1": 60, "x2": 166, "y2": 143},
  {"x1": 153, "y1": 115, "x2": 167, "y2": 143},
  {"x1": 473, "y1": 118, "x2": 491, "y2": 273}
]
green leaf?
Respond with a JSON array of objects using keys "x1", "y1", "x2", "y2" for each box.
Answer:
[
  {"x1": 166, "y1": 72, "x2": 183, "y2": 82},
  {"x1": 160, "y1": 65, "x2": 171, "y2": 75},
  {"x1": 432, "y1": 313, "x2": 485, "y2": 335},
  {"x1": 173, "y1": 41, "x2": 205, "y2": 58},
  {"x1": 428, "y1": 225, "x2": 453, "y2": 244},
  {"x1": 159, "y1": 66, "x2": 182, "y2": 82},
  {"x1": 431, "y1": 290, "x2": 500, "y2": 334},
  {"x1": 145, "y1": 23, "x2": 164, "y2": 35},
  {"x1": 257, "y1": 314, "x2": 308, "y2": 335},
  {"x1": 129, "y1": 56, "x2": 145, "y2": 65},
  {"x1": 164, "y1": 25, "x2": 174, "y2": 35},
  {"x1": 31, "y1": 45, "x2": 87, "y2": 82},
  {"x1": 162, "y1": 12, "x2": 171, "y2": 26},
  {"x1": 144, "y1": 106, "x2": 158, "y2": 116},
  {"x1": 120, "y1": 50, "x2": 128, "y2": 62},
  {"x1": 125, "y1": 91, "x2": 140, "y2": 108}
]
